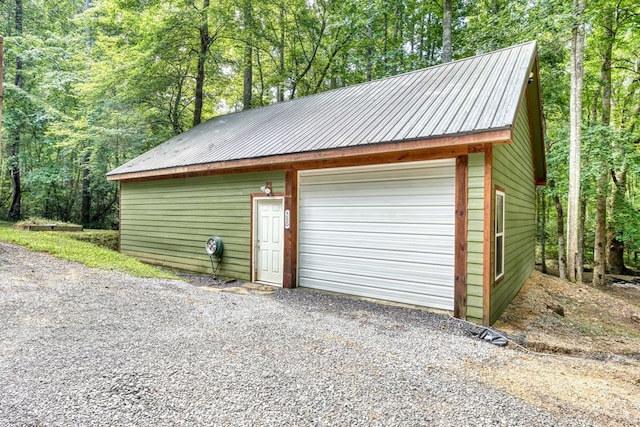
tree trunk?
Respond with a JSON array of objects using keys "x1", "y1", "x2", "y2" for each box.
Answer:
[
  {"x1": 555, "y1": 194, "x2": 567, "y2": 280},
  {"x1": 577, "y1": 195, "x2": 586, "y2": 284},
  {"x1": 566, "y1": 0, "x2": 585, "y2": 282},
  {"x1": 254, "y1": 49, "x2": 264, "y2": 105},
  {"x1": 422, "y1": 12, "x2": 430, "y2": 61},
  {"x1": 242, "y1": 45, "x2": 252, "y2": 110},
  {"x1": 242, "y1": 0, "x2": 253, "y2": 110},
  {"x1": 608, "y1": 236, "x2": 626, "y2": 274},
  {"x1": 382, "y1": 13, "x2": 388, "y2": 66},
  {"x1": 171, "y1": 74, "x2": 185, "y2": 135},
  {"x1": 392, "y1": 1, "x2": 402, "y2": 74},
  {"x1": 442, "y1": 0, "x2": 452, "y2": 63},
  {"x1": 594, "y1": 10, "x2": 614, "y2": 284},
  {"x1": 488, "y1": 0, "x2": 500, "y2": 50},
  {"x1": 8, "y1": 0, "x2": 23, "y2": 221},
  {"x1": 589, "y1": 86, "x2": 600, "y2": 122},
  {"x1": 593, "y1": 169, "x2": 608, "y2": 285},
  {"x1": 79, "y1": 0, "x2": 94, "y2": 227},
  {"x1": 600, "y1": 8, "x2": 627, "y2": 274},
  {"x1": 366, "y1": 0, "x2": 373, "y2": 81},
  {"x1": 277, "y1": 8, "x2": 285, "y2": 102},
  {"x1": 289, "y1": 16, "x2": 326, "y2": 99},
  {"x1": 91, "y1": 193, "x2": 117, "y2": 225},
  {"x1": 193, "y1": 0, "x2": 211, "y2": 126},
  {"x1": 81, "y1": 153, "x2": 91, "y2": 226},
  {"x1": 608, "y1": 170, "x2": 627, "y2": 274},
  {"x1": 539, "y1": 189, "x2": 547, "y2": 274},
  {"x1": 8, "y1": 134, "x2": 21, "y2": 221},
  {"x1": 601, "y1": 12, "x2": 613, "y2": 126},
  {"x1": 312, "y1": 32, "x2": 353, "y2": 93}
]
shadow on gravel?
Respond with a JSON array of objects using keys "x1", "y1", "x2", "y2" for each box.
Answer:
[{"x1": 177, "y1": 271, "x2": 518, "y2": 348}]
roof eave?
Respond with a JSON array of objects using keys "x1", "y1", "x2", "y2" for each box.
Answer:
[
  {"x1": 528, "y1": 53, "x2": 547, "y2": 185},
  {"x1": 107, "y1": 128, "x2": 512, "y2": 182},
  {"x1": 507, "y1": 41, "x2": 546, "y2": 186}
]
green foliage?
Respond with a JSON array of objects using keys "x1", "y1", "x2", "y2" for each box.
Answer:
[
  {"x1": 66, "y1": 230, "x2": 119, "y2": 251},
  {"x1": 1, "y1": 0, "x2": 640, "y2": 274},
  {"x1": 0, "y1": 222, "x2": 177, "y2": 279},
  {"x1": 16, "y1": 217, "x2": 80, "y2": 226}
]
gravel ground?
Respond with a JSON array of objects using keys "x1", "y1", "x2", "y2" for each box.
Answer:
[{"x1": 0, "y1": 241, "x2": 609, "y2": 426}]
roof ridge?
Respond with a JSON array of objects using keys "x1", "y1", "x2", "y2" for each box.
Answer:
[
  {"x1": 355, "y1": 40, "x2": 537, "y2": 86},
  {"x1": 197, "y1": 41, "x2": 538, "y2": 123}
]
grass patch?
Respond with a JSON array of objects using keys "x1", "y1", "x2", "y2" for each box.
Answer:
[
  {"x1": 66, "y1": 230, "x2": 119, "y2": 251},
  {"x1": 0, "y1": 221, "x2": 178, "y2": 279},
  {"x1": 564, "y1": 319, "x2": 607, "y2": 337}
]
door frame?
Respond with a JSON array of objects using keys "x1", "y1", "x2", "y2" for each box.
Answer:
[{"x1": 251, "y1": 195, "x2": 285, "y2": 286}]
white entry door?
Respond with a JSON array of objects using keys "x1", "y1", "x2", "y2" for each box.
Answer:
[{"x1": 254, "y1": 198, "x2": 284, "y2": 285}]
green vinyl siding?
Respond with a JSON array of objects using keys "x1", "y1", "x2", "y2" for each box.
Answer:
[
  {"x1": 120, "y1": 171, "x2": 285, "y2": 279},
  {"x1": 490, "y1": 97, "x2": 536, "y2": 324},
  {"x1": 466, "y1": 152, "x2": 485, "y2": 323}
]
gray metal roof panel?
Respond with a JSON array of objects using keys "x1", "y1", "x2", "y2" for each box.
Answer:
[
  {"x1": 378, "y1": 61, "x2": 452, "y2": 142},
  {"x1": 108, "y1": 41, "x2": 538, "y2": 177},
  {"x1": 362, "y1": 69, "x2": 433, "y2": 141},
  {"x1": 463, "y1": 48, "x2": 515, "y2": 132},
  {"x1": 495, "y1": 45, "x2": 535, "y2": 126},
  {"x1": 429, "y1": 54, "x2": 487, "y2": 137},
  {"x1": 476, "y1": 46, "x2": 529, "y2": 130},
  {"x1": 447, "y1": 53, "x2": 494, "y2": 134},
  {"x1": 405, "y1": 54, "x2": 478, "y2": 139}
]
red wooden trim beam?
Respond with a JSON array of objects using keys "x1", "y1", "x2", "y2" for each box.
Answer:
[
  {"x1": 108, "y1": 129, "x2": 511, "y2": 183},
  {"x1": 454, "y1": 155, "x2": 468, "y2": 319},
  {"x1": 283, "y1": 169, "x2": 298, "y2": 289}
]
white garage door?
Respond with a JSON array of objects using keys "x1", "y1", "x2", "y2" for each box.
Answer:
[{"x1": 298, "y1": 159, "x2": 455, "y2": 310}]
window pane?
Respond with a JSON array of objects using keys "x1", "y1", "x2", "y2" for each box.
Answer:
[
  {"x1": 496, "y1": 235, "x2": 504, "y2": 277},
  {"x1": 495, "y1": 190, "x2": 505, "y2": 280},
  {"x1": 496, "y1": 194, "x2": 504, "y2": 234}
]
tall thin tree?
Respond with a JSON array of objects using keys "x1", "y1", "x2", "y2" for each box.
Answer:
[
  {"x1": 8, "y1": 0, "x2": 23, "y2": 221},
  {"x1": 567, "y1": 0, "x2": 586, "y2": 282},
  {"x1": 81, "y1": 0, "x2": 94, "y2": 227},
  {"x1": 604, "y1": 3, "x2": 628, "y2": 275},
  {"x1": 593, "y1": 7, "x2": 615, "y2": 285},
  {"x1": 277, "y1": 7, "x2": 285, "y2": 102},
  {"x1": 366, "y1": 0, "x2": 374, "y2": 81},
  {"x1": 194, "y1": 0, "x2": 218, "y2": 126},
  {"x1": 442, "y1": 0, "x2": 453, "y2": 62},
  {"x1": 242, "y1": 0, "x2": 253, "y2": 110}
]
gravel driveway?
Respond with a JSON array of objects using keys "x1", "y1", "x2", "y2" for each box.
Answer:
[{"x1": 0, "y1": 241, "x2": 612, "y2": 426}]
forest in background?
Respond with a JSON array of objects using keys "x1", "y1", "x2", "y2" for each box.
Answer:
[{"x1": 0, "y1": 0, "x2": 639, "y2": 284}]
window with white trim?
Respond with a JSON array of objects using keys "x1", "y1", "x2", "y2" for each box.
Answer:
[{"x1": 495, "y1": 189, "x2": 505, "y2": 280}]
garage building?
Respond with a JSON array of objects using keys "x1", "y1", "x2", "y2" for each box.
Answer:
[{"x1": 107, "y1": 41, "x2": 546, "y2": 325}]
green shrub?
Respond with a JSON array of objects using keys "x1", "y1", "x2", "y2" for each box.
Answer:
[
  {"x1": 66, "y1": 230, "x2": 119, "y2": 251},
  {"x1": 16, "y1": 217, "x2": 80, "y2": 227}
]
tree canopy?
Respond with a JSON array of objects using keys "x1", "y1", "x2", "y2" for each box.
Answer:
[{"x1": 1, "y1": 0, "x2": 640, "y2": 278}]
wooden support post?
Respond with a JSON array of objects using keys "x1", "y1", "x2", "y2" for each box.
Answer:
[
  {"x1": 454, "y1": 155, "x2": 468, "y2": 319},
  {"x1": 283, "y1": 169, "x2": 298, "y2": 289}
]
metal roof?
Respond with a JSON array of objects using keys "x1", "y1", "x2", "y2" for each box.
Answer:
[{"x1": 108, "y1": 41, "x2": 539, "y2": 179}]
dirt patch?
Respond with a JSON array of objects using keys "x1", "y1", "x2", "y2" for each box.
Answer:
[
  {"x1": 199, "y1": 282, "x2": 276, "y2": 296},
  {"x1": 470, "y1": 270, "x2": 640, "y2": 424},
  {"x1": 468, "y1": 352, "x2": 640, "y2": 426},
  {"x1": 495, "y1": 269, "x2": 640, "y2": 356}
]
